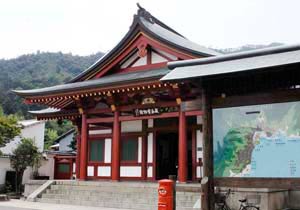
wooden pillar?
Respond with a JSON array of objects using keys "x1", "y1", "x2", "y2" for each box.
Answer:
[
  {"x1": 178, "y1": 108, "x2": 187, "y2": 183},
  {"x1": 75, "y1": 134, "x2": 81, "y2": 179},
  {"x1": 202, "y1": 88, "x2": 214, "y2": 210},
  {"x1": 79, "y1": 113, "x2": 88, "y2": 180},
  {"x1": 111, "y1": 110, "x2": 120, "y2": 181},
  {"x1": 142, "y1": 120, "x2": 148, "y2": 180}
]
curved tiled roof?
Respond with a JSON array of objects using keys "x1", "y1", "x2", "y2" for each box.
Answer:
[{"x1": 69, "y1": 5, "x2": 220, "y2": 82}]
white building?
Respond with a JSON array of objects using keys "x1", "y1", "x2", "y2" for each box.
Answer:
[{"x1": 0, "y1": 120, "x2": 45, "y2": 190}]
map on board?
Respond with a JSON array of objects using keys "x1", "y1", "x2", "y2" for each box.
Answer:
[{"x1": 213, "y1": 101, "x2": 300, "y2": 177}]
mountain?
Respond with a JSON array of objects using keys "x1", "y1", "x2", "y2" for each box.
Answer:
[
  {"x1": 213, "y1": 42, "x2": 283, "y2": 54},
  {"x1": 0, "y1": 51, "x2": 104, "y2": 117}
]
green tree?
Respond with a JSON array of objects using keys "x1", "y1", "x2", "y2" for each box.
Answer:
[
  {"x1": 10, "y1": 138, "x2": 40, "y2": 194},
  {"x1": 44, "y1": 129, "x2": 58, "y2": 149},
  {"x1": 0, "y1": 106, "x2": 21, "y2": 148}
]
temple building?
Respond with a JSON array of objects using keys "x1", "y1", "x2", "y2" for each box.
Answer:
[{"x1": 14, "y1": 5, "x2": 220, "y2": 183}]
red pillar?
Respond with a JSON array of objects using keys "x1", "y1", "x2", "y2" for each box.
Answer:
[
  {"x1": 111, "y1": 110, "x2": 120, "y2": 181},
  {"x1": 75, "y1": 134, "x2": 81, "y2": 179},
  {"x1": 79, "y1": 113, "x2": 88, "y2": 180},
  {"x1": 178, "y1": 108, "x2": 187, "y2": 183}
]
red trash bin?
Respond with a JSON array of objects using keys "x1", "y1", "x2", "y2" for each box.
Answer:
[{"x1": 158, "y1": 179, "x2": 174, "y2": 210}]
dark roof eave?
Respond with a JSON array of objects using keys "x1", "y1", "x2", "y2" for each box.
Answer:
[
  {"x1": 167, "y1": 44, "x2": 300, "y2": 70},
  {"x1": 13, "y1": 68, "x2": 170, "y2": 98}
]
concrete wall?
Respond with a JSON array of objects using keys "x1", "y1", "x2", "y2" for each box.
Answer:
[
  {"x1": 218, "y1": 187, "x2": 289, "y2": 210},
  {"x1": 23, "y1": 180, "x2": 47, "y2": 197},
  {"x1": 0, "y1": 155, "x2": 55, "y2": 187}
]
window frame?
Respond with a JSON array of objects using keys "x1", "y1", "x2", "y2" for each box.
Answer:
[
  {"x1": 121, "y1": 136, "x2": 139, "y2": 163},
  {"x1": 88, "y1": 139, "x2": 105, "y2": 163}
]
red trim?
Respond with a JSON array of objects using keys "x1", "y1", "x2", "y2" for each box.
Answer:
[
  {"x1": 76, "y1": 134, "x2": 81, "y2": 179},
  {"x1": 153, "y1": 131, "x2": 157, "y2": 181},
  {"x1": 142, "y1": 120, "x2": 147, "y2": 180},
  {"x1": 93, "y1": 34, "x2": 194, "y2": 79},
  {"x1": 192, "y1": 129, "x2": 196, "y2": 181},
  {"x1": 79, "y1": 113, "x2": 88, "y2": 180},
  {"x1": 147, "y1": 47, "x2": 152, "y2": 65},
  {"x1": 111, "y1": 110, "x2": 120, "y2": 181},
  {"x1": 120, "y1": 162, "x2": 142, "y2": 166},
  {"x1": 178, "y1": 109, "x2": 187, "y2": 183},
  {"x1": 89, "y1": 134, "x2": 112, "y2": 139},
  {"x1": 115, "y1": 62, "x2": 167, "y2": 74}
]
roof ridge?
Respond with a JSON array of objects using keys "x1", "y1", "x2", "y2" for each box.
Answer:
[{"x1": 136, "y1": 3, "x2": 185, "y2": 38}]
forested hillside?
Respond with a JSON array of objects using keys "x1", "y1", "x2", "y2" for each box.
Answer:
[{"x1": 0, "y1": 52, "x2": 104, "y2": 117}]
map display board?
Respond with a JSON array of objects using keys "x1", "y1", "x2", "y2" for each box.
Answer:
[{"x1": 213, "y1": 101, "x2": 300, "y2": 177}]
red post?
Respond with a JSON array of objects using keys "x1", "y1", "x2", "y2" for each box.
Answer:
[
  {"x1": 75, "y1": 134, "x2": 81, "y2": 179},
  {"x1": 79, "y1": 113, "x2": 88, "y2": 180},
  {"x1": 111, "y1": 110, "x2": 120, "y2": 181},
  {"x1": 178, "y1": 108, "x2": 187, "y2": 183},
  {"x1": 158, "y1": 179, "x2": 174, "y2": 210}
]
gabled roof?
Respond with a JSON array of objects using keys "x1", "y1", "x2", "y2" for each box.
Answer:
[
  {"x1": 69, "y1": 4, "x2": 220, "y2": 82},
  {"x1": 162, "y1": 44, "x2": 300, "y2": 81}
]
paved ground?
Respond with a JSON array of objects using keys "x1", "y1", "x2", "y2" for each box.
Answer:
[{"x1": 0, "y1": 199, "x2": 131, "y2": 210}]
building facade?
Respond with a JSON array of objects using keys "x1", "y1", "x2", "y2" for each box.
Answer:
[{"x1": 14, "y1": 6, "x2": 220, "y2": 183}]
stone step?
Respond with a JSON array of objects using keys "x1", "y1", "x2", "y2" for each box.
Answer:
[
  {"x1": 45, "y1": 189, "x2": 199, "y2": 201},
  {"x1": 37, "y1": 197, "x2": 199, "y2": 210},
  {"x1": 41, "y1": 193, "x2": 198, "y2": 207},
  {"x1": 50, "y1": 184, "x2": 157, "y2": 193}
]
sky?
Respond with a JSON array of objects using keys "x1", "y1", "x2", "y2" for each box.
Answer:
[{"x1": 0, "y1": 0, "x2": 300, "y2": 59}]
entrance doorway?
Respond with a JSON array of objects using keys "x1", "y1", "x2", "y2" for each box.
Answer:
[{"x1": 156, "y1": 132, "x2": 178, "y2": 180}]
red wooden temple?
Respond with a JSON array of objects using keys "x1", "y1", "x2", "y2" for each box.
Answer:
[{"x1": 14, "y1": 5, "x2": 220, "y2": 183}]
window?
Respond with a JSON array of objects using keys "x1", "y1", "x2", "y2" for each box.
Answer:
[
  {"x1": 89, "y1": 140, "x2": 104, "y2": 162},
  {"x1": 58, "y1": 163, "x2": 70, "y2": 173},
  {"x1": 121, "y1": 138, "x2": 138, "y2": 162}
]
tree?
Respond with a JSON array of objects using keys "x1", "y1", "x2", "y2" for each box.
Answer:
[
  {"x1": 0, "y1": 106, "x2": 21, "y2": 148},
  {"x1": 10, "y1": 138, "x2": 40, "y2": 194}
]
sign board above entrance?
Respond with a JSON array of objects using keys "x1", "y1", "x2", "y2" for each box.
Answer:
[{"x1": 134, "y1": 106, "x2": 179, "y2": 117}]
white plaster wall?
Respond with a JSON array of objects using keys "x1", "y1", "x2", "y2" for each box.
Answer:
[
  {"x1": 132, "y1": 56, "x2": 147, "y2": 67},
  {"x1": 147, "y1": 166, "x2": 153, "y2": 178},
  {"x1": 121, "y1": 120, "x2": 142, "y2": 132},
  {"x1": 120, "y1": 166, "x2": 141, "y2": 177},
  {"x1": 97, "y1": 166, "x2": 111, "y2": 177},
  {"x1": 147, "y1": 133, "x2": 153, "y2": 163},
  {"x1": 73, "y1": 163, "x2": 76, "y2": 173},
  {"x1": 89, "y1": 129, "x2": 112, "y2": 135},
  {"x1": 196, "y1": 130, "x2": 203, "y2": 161},
  {"x1": 155, "y1": 48, "x2": 177, "y2": 60},
  {"x1": 0, "y1": 121, "x2": 45, "y2": 155},
  {"x1": 21, "y1": 121, "x2": 45, "y2": 153},
  {"x1": 104, "y1": 138, "x2": 112, "y2": 163},
  {"x1": 148, "y1": 119, "x2": 154, "y2": 128},
  {"x1": 37, "y1": 157, "x2": 55, "y2": 179},
  {"x1": 138, "y1": 137, "x2": 142, "y2": 163},
  {"x1": 196, "y1": 166, "x2": 203, "y2": 178},
  {"x1": 0, "y1": 156, "x2": 54, "y2": 186},
  {"x1": 0, "y1": 158, "x2": 11, "y2": 185},
  {"x1": 87, "y1": 166, "x2": 94, "y2": 177},
  {"x1": 197, "y1": 116, "x2": 203, "y2": 125},
  {"x1": 151, "y1": 52, "x2": 168, "y2": 63},
  {"x1": 121, "y1": 54, "x2": 138, "y2": 68}
]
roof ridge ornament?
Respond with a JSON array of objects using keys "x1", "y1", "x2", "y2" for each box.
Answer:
[{"x1": 136, "y1": 3, "x2": 154, "y2": 23}]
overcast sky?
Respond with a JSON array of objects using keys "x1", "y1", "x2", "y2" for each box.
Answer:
[{"x1": 0, "y1": 0, "x2": 299, "y2": 59}]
